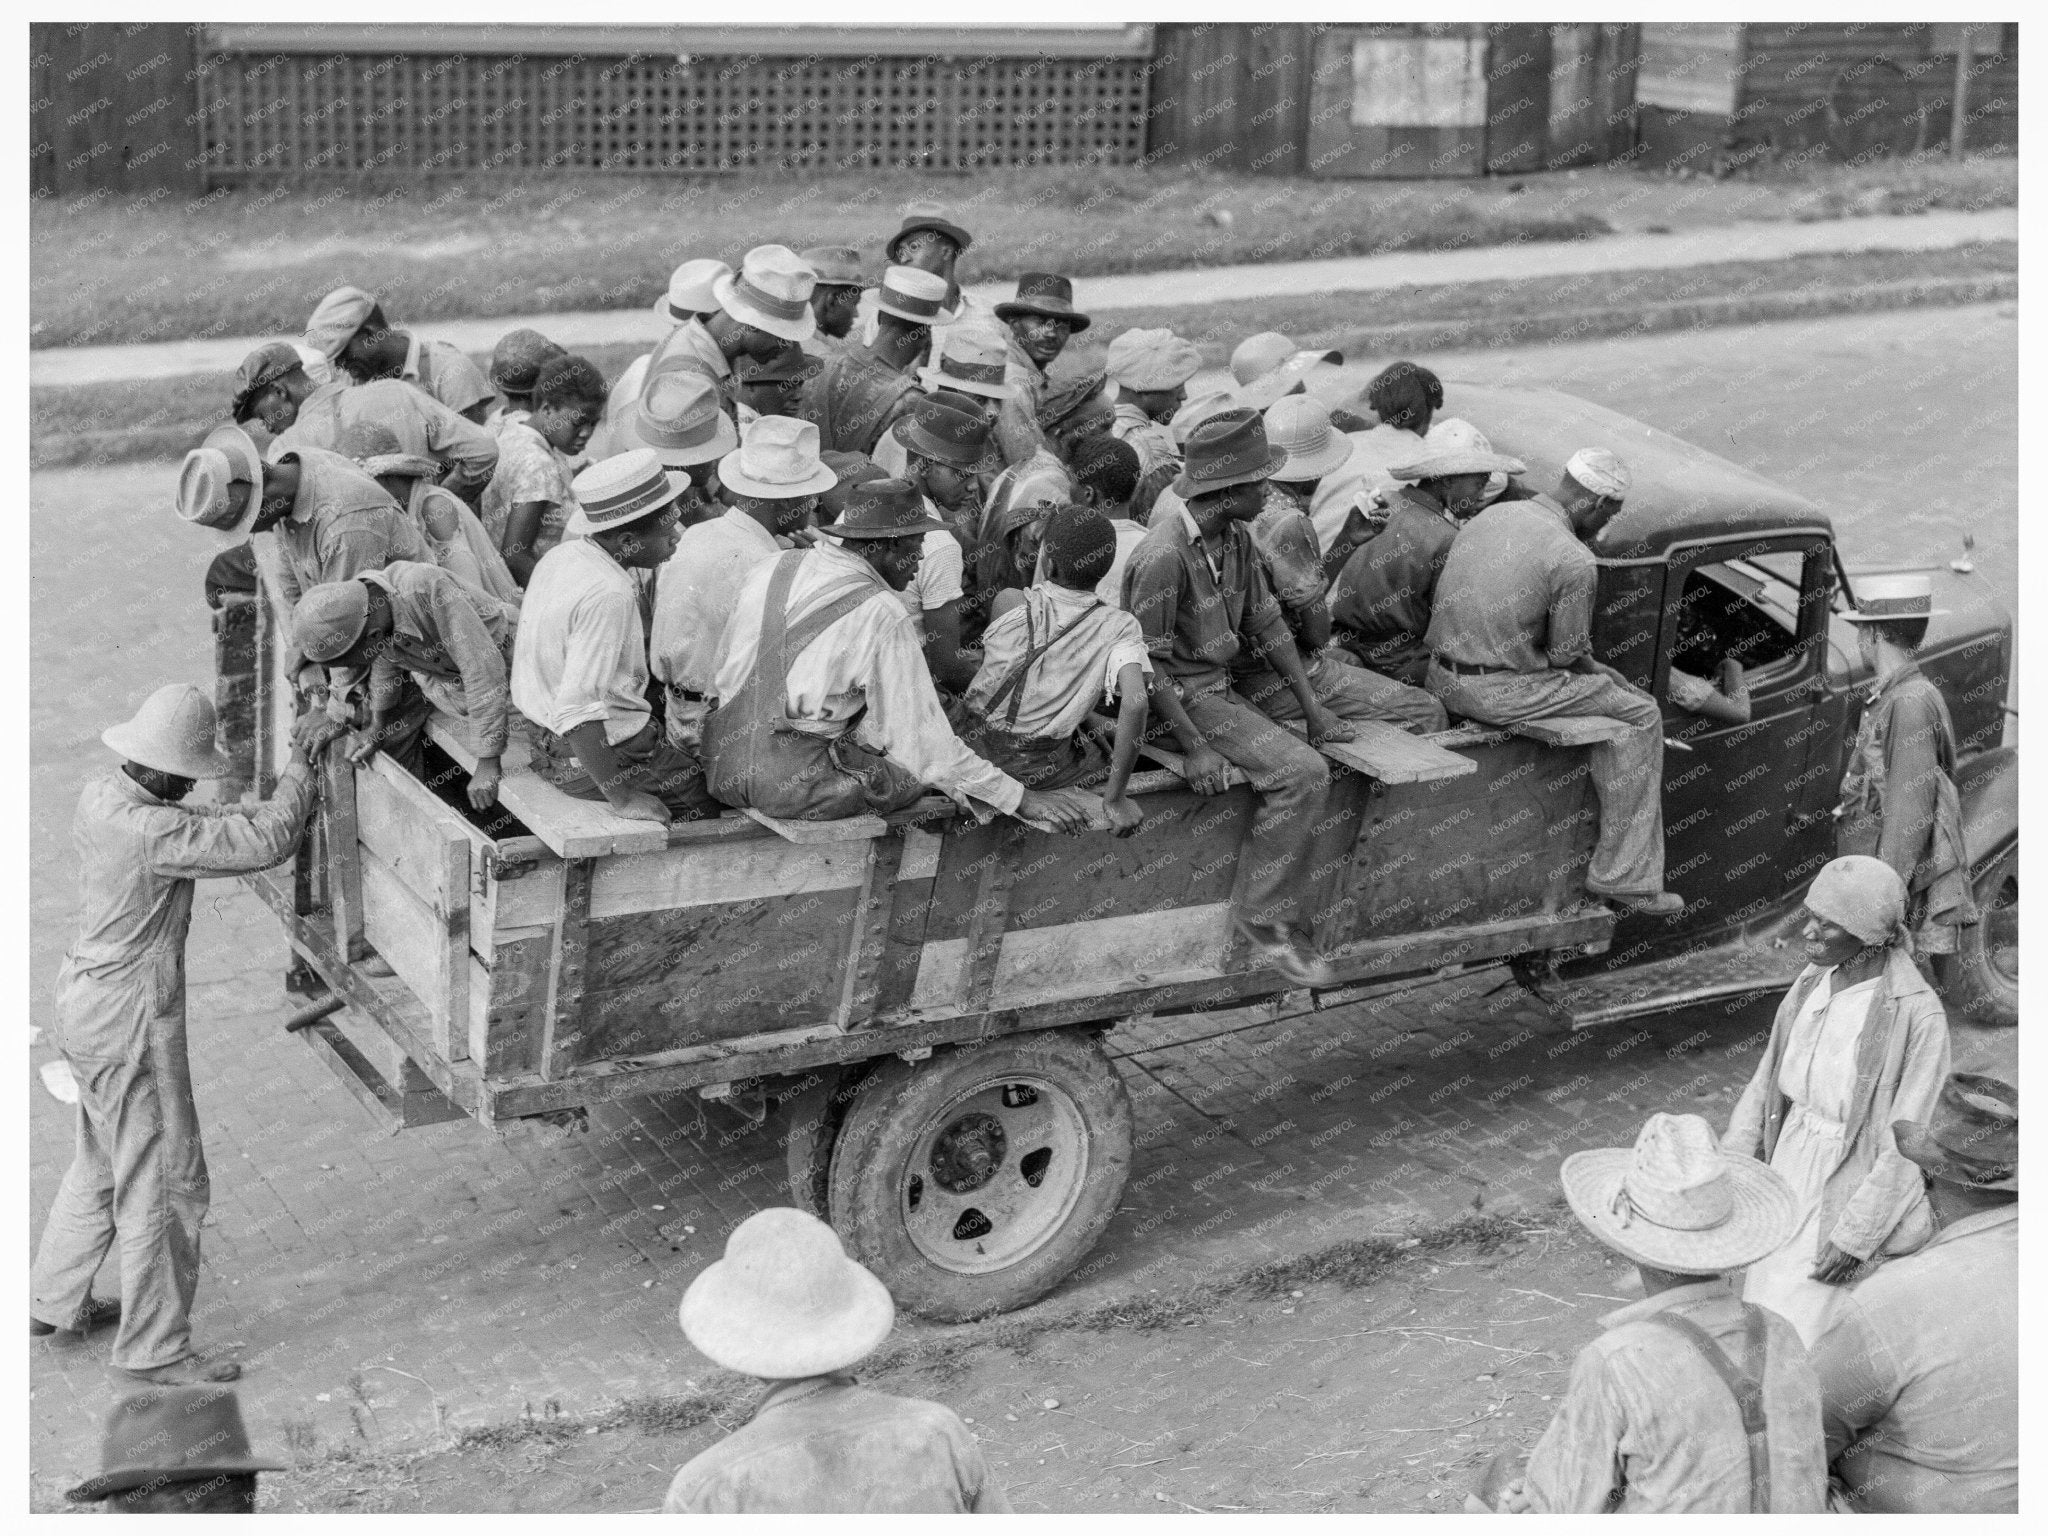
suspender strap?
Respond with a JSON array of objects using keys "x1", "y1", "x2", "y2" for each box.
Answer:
[
  {"x1": 1644, "y1": 1306, "x2": 1773, "y2": 1512},
  {"x1": 755, "y1": 551, "x2": 886, "y2": 731},
  {"x1": 983, "y1": 597, "x2": 1105, "y2": 728}
]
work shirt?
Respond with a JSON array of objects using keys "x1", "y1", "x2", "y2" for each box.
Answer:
[
  {"x1": 404, "y1": 480, "x2": 523, "y2": 611},
  {"x1": 1109, "y1": 402, "x2": 1179, "y2": 480},
  {"x1": 482, "y1": 415, "x2": 577, "y2": 563},
  {"x1": 360, "y1": 563, "x2": 515, "y2": 756},
  {"x1": 1122, "y1": 504, "x2": 1290, "y2": 701},
  {"x1": 1331, "y1": 485, "x2": 1457, "y2": 645},
  {"x1": 664, "y1": 1376, "x2": 1010, "y2": 1514},
  {"x1": 1426, "y1": 494, "x2": 1595, "y2": 672},
  {"x1": 995, "y1": 333, "x2": 1051, "y2": 466},
  {"x1": 649, "y1": 506, "x2": 784, "y2": 700},
  {"x1": 511, "y1": 538, "x2": 653, "y2": 746},
  {"x1": 1250, "y1": 485, "x2": 1328, "y2": 647},
  {"x1": 1521, "y1": 1278, "x2": 1827, "y2": 1513},
  {"x1": 400, "y1": 333, "x2": 494, "y2": 418},
  {"x1": 714, "y1": 541, "x2": 1024, "y2": 815},
  {"x1": 56, "y1": 766, "x2": 315, "y2": 1063},
  {"x1": 806, "y1": 341, "x2": 920, "y2": 456},
  {"x1": 273, "y1": 376, "x2": 499, "y2": 496},
  {"x1": 1310, "y1": 422, "x2": 1427, "y2": 550},
  {"x1": 965, "y1": 583, "x2": 1151, "y2": 739},
  {"x1": 1809, "y1": 1204, "x2": 2017, "y2": 1513},
  {"x1": 643, "y1": 318, "x2": 734, "y2": 409}
]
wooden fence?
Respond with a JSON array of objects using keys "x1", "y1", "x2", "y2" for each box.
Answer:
[{"x1": 30, "y1": 23, "x2": 205, "y2": 196}]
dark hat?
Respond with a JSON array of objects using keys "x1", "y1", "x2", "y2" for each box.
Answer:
[
  {"x1": 734, "y1": 343, "x2": 825, "y2": 386},
  {"x1": 229, "y1": 342, "x2": 306, "y2": 423},
  {"x1": 886, "y1": 202, "x2": 974, "y2": 260},
  {"x1": 1895, "y1": 1073, "x2": 2017, "y2": 1192},
  {"x1": 819, "y1": 452, "x2": 886, "y2": 520},
  {"x1": 820, "y1": 477, "x2": 948, "y2": 541},
  {"x1": 896, "y1": 397, "x2": 993, "y2": 470},
  {"x1": 995, "y1": 272, "x2": 1092, "y2": 334},
  {"x1": 1039, "y1": 371, "x2": 1111, "y2": 432},
  {"x1": 1173, "y1": 406, "x2": 1287, "y2": 498},
  {"x1": 489, "y1": 327, "x2": 566, "y2": 393},
  {"x1": 68, "y1": 1386, "x2": 285, "y2": 1501}
]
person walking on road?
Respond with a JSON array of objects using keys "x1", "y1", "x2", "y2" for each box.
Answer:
[
  {"x1": 67, "y1": 1385, "x2": 284, "y2": 1513},
  {"x1": 1808, "y1": 1072, "x2": 2017, "y2": 1512},
  {"x1": 1477, "y1": 1112, "x2": 1826, "y2": 1513},
  {"x1": 667, "y1": 1207, "x2": 1011, "y2": 1513},
  {"x1": 31, "y1": 685, "x2": 333, "y2": 1384},
  {"x1": 1724, "y1": 855, "x2": 1951, "y2": 1345}
]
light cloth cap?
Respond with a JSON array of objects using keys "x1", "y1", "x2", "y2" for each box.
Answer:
[
  {"x1": 718, "y1": 415, "x2": 837, "y2": 499},
  {"x1": 679, "y1": 1208, "x2": 895, "y2": 1378},
  {"x1": 918, "y1": 321, "x2": 1014, "y2": 401},
  {"x1": 656, "y1": 259, "x2": 733, "y2": 324},
  {"x1": 566, "y1": 449, "x2": 687, "y2": 537},
  {"x1": 635, "y1": 367, "x2": 740, "y2": 468},
  {"x1": 713, "y1": 246, "x2": 818, "y2": 343},
  {"x1": 230, "y1": 341, "x2": 306, "y2": 422},
  {"x1": 1387, "y1": 443, "x2": 1527, "y2": 482},
  {"x1": 1840, "y1": 570, "x2": 1951, "y2": 623},
  {"x1": 176, "y1": 423, "x2": 266, "y2": 539},
  {"x1": 304, "y1": 285, "x2": 378, "y2": 361},
  {"x1": 1803, "y1": 854, "x2": 1908, "y2": 947},
  {"x1": 101, "y1": 684, "x2": 234, "y2": 780},
  {"x1": 874, "y1": 264, "x2": 958, "y2": 326},
  {"x1": 1561, "y1": 1112, "x2": 1797, "y2": 1273},
  {"x1": 1565, "y1": 447, "x2": 1631, "y2": 500},
  {"x1": 293, "y1": 580, "x2": 372, "y2": 664},
  {"x1": 1106, "y1": 327, "x2": 1203, "y2": 391},
  {"x1": 1263, "y1": 394, "x2": 1355, "y2": 483}
]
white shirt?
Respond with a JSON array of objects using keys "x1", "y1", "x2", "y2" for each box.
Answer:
[
  {"x1": 714, "y1": 542, "x2": 1024, "y2": 816},
  {"x1": 511, "y1": 538, "x2": 652, "y2": 745},
  {"x1": 902, "y1": 527, "x2": 965, "y2": 632},
  {"x1": 965, "y1": 583, "x2": 1151, "y2": 739},
  {"x1": 585, "y1": 351, "x2": 653, "y2": 462},
  {"x1": 1096, "y1": 518, "x2": 1150, "y2": 609},
  {"x1": 1311, "y1": 423, "x2": 1426, "y2": 550},
  {"x1": 649, "y1": 507, "x2": 783, "y2": 699}
]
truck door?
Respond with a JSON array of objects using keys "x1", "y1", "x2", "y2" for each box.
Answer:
[{"x1": 1650, "y1": 535, "x2": 1840, "y2": 938}]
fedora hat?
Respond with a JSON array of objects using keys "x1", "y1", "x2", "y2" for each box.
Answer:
[
  {"x1": 67, "y1": 1386, "x2": 285, "y2": 1502},
  {"x1": 897, "y1": 396, "x2": 993, "y2": 470},
  {"x1": 887, "y1": 202, "x2": 974, "y2": 259},
  {"x1": 102, "y1": 684, "x2": 234, "y2": 781},
  {"x1": 819, "y1": 451, "x2": 887, "y2": 520},
  {"x1": 919, "y1": 322, "x2": 1015, "y2": 401},
  {"x1": 1038, "y1": 370, "x2": 1111, "y2": 433},
  {"x1": 1562, "y1": 1112, "x2": 1797, "y2": 1273},
  {"x1": 488, "y1": 327, "x2": 566, "y2": 394},
  {"x1": 229, "y1": 342, "x2": 306, "y2": 424},
  {"x1": 176, "y1": 423, "x2": 266, "y2": 539},
  {"x1": 1896, "y1": 1073, "x2": 2017, "y2": 1191},
  {"x1": 1231, "y1": 331, "x2": 1343, "y2": 408},
  {"x1": 1170, "y1": 390, "x2": 1241, "y2": 447},
  {"x1": 718, "y1": 415, "x2": 837, "y2": 500},
  {"x1": 680, "y1": 1208, "x2": 894, "y2": 1379},
  {"x1": 1174, "y1": 406, "x2": 1287, "y2": 498},
  {"x1": 820, "y1": 478, "x2": 948, "y2": 541},
  {"x1": 734, "y1": 344, "x2": 825, "y2": 386},
  {"x1": 304, "y1": 285, "x2": 378, "y2": 362},
  {"x1": 1106, "y1": 327, "x2": 1203, "y2": 392},
  {"x1": 654, "y1": 259, "x2": 733, "y2": 325},
  {"x1": 633, "y1": 368, "x2": 740, "y2": 468},
  {"x1": 1841, "y1": 571, "x2": 1951, "y2": 623},
  {"x1": 800, "y1": 245, "x2": 867, "y2": 289},
  {"x1": 566, "y1": 449, "x2": 687, "y2": 538},
  {"x1": 1264, "y1": 395, "x2": 1356, "y2": 483},
  {"x1": 713, "y1": 246, "x2": 818, "y2": 344},
  {"x1": 874, "y1": 264, "x2": 959, "y2": 327},
  {"x1": 995, "y1": 272, "x2": 1092, "y2": 334}
]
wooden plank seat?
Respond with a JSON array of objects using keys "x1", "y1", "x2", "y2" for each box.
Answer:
[
  {"x1": 426, "y1": 719, "x2": 686, "y2": 857},
  {"x1": 1504, "y1": 715, "x2": 1634, "y2": 748},
  {"x1": 1276, "y1": 718, "x2": 1476, "y2": 784}
]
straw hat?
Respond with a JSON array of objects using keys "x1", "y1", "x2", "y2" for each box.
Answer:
[
  {"x1": 800, "y1": 245, "x2": 867, "y2": 289},
  {"x1": 67, "y1": 1386, "x2": 284, "y2": 1502},
  {"x1": 819, "y1": 479, "x2": 948, "y2": 541},
  {"x1": 718, "y1": 416, "x2": 837, "y2": 500},
  {"x1": 680, "y1": 1209, "x2": 894, "y2": 1378},
  {"x1": 714, "y1": 246, "x2": 819, "y2": 343},
  {"x1": 874, "y1": 264, "x2": 959, "y2": 327},
  {"x1": 1173, "y1": 407, "x2": 1286, "y2": 498},
  {"x1": 1263, "y1": 395, "x2": 1355, "y2": 483},
  {"x1": 1106, "y1": 327, "x2": 1202, "y2": 392},
  {"x1": 565, "y1": 450, "x2": 687, "y2": 538},
  {"x1": 887, "y1": 202, "x2": 974, "y2": 259},
  {"x1": 1231, "y1": 332, "x2": 1343, "y2": 408},
  {"x1": 631, "y1": 368, "x2": 740, "y2": 469},
  {"x1": 229, "y1": 342, "x2": 306, "y2": 424},
  {"x1": 919, "y1": 322, "x2": 1014, "y2": 401},
  {"x1": 1426, "y1": 418, "x2": 1510, "y2": 501},
  {"x1": 304, "y1": 285, "x2": 378, "y2": 362},
  {"x1": 1387, "y1": 440, "x2": 1528, "y2": 482},
  {"x1": 654, "y1": 259, "x2": 733, "y2": 325},
  {"x1": 1564, "y1": 447, "x2": 1632, "y2": 501},
  {"x1": 1561, "y1": 1112, "x2": 1796, "y2": 1273},
  {"x1": 176, "y1": 424, "x2": 266, "y2": 539},
  {"x1": 102, "y1": 684, "x2": 233, "y2": 780},
  {"x1": 1170, "y1": 390, "x2": 1241, "y2": 447},
  {"x1": 1841, "y1": 571, "x2": 1951, "y2": 623},
  {"x1": 897, "y1": 397, "x2": 993, "y2": 470},
  {"x1": 995, "y1": 273, "x2": 1091, "y2": 333},
  {"x1": 1895, "y1": 1072, "x2": 2017, "y2": 1192}
]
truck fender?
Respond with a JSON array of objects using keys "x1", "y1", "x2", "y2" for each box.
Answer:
[{"x1": 1956, "y1": 747, "x2": 2017, "y2": 873}]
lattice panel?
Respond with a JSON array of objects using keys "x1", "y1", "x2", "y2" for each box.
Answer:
[{"x1": 198, "y1": 51, "x2": 1150, "y2": 177}]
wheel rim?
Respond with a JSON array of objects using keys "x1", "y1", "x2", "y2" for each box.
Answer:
[
  {"x1": 899, "y1": 1076, "x2": 1089, "y2": 1275},
  {"x1": 1982, "y1": 864, "x2": 2018, "y2": 988}
]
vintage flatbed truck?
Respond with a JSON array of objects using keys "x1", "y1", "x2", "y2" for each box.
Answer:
[{"x1": 217, "y1": 382, "x2": 2018, "y2": 1321}]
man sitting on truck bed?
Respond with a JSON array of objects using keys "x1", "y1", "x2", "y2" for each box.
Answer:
[
  {"x1": 1424, "y1": 448, "x2": 1682, "y2": 916},
  {"x1": 703, "y1": 478, "x2": 1089, "y2": 833}
]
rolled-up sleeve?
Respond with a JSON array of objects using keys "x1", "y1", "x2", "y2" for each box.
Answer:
[
  {"x1": 1544, "y1": 560, "x2": 1597, "y2": 667},
  {"x1": 552, "y1": 587, "x2": 636, "y2": 735},
  {"x1": 430, "y1": 581, "x2": 512, "y2": 756},
  {"x1": 144, "y1": 762, "x2": 316, "y2": 877},
  {"x1": 857, "y1": 603, "x2": 1024, "y2": 816},
  {"x1": 414, "y1": 392, "x2": 500, "y2": 493},
  {"x1": 1122, "y1": 546, "x2": 1182, "y2": 664}
]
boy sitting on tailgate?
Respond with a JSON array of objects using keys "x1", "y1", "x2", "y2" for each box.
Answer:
[{"x1": 957, "y1": 505, "x2": 1149, "y2": 836}]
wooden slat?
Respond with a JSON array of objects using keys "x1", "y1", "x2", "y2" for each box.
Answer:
[
  {"x1": 835, "y1": 833, "x2": 907, "y2": 1029},
  {"x1": 433, "y1": 833, "x2": 471, "y2": 1063},
  {"x1": 427, "y1": 719, "x2": 668, "y2": 858},
  {"x1": 744, "y1": 807, "x2": 888, "y2": 843},
  {"x1": 1285, "y1": 719, "x2": 1478, "y2": 784},
  {"x1": 1508, "y1": 715, "x2": 1634, "y2": 747},
  {"x1": 323, "y1": 755, "x2": 366, "y2": 961},
  {"x1": 1138, "y1": 744, "x2": 1252, "y2": 788},
  {"x1": 540, "y1": 859, "x2": 594, "y2": 1080},
  {"x1": 589, "y1": 838, "x2": 867, "y2": 921},
  {"x1": 356, "y1": 758, "x2": 468, "y2": 907},
  {"x1": 360, "y1": 848, "x2": 461, "y2": 1041}
]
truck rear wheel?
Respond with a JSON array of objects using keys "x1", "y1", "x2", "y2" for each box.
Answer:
[
  {"x1": 826, "y1": 1031, "x2": 1133, "y2": 1322},
  {"x1": 1933, "y1": 846, "x2": 2018, "y2": 1027},
  {"x1": 780, "y1": 1065, "x2": 876, "y2": 1220}
]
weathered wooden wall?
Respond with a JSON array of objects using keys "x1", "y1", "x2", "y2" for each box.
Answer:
[
  {"x1": 30, "y1": 22, "x2": 203, "y2": 196},
  {"x1": 1736, "y1": 22, "x2": 2018, "y2": 157}
]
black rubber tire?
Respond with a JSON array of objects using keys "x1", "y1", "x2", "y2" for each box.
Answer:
[
  {"x1": 1932, "y1": 846, "x2": 2018, "y2": 1027},
  {"x1": 826, "y1": 1031, "x2": 1133, "y2": 1323},
  {"x1": 778, "y1": 1065, "x2": 878, "y2": 1219}
]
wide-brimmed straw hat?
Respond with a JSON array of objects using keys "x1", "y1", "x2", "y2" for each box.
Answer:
[
  {"x1": 1263, "y1": 395, "x2": 1355, "y2": 483},
  {"x1": 1840, "y1": 571, "x2": 1951, "y2": 624},
  {"x1": 713, "y1": 246, "x2": 819, "y2": 343},
  {"x1": 718, "y1": 416, "x2": 837, "y2": 500},
  {"x1": 680, "y1": 1208, "x2": 894, "y2": 1379},
  {"x1": 874, "y1": 264, "x2": 959, "y2": 327},
  {"x1": 919, "y1": 322, "x2": 1014, "y2": 401},
  {"x1": 820, "y1": 478, "x2": 948, "y2": 541},
  {"x1": 68, "y1": 1386, "x2": 284, "y2": 1501},
  {"x1": 1231, "y1": 331, "x2": 1343, "y2": 408},
  {"x1": 565, "y1": 449, "x2": 687, "y2": 538},
  {"x1": 176, "y1": 423, "x2": 266, "y2": 538},
  {"x1": 102, "y1": 684, "x2": 234, "y2": 780},
  {"x1": 654, "y1": 259, "x2": 733, "y2": 325},
  {"x1": 896, "y1": 397, "x2": 993, "y2": 470},
  {"x1": 1562, "y1": 1112, "x2": 1796, "y2": 1273},
  {"x1": 1387, "y1": 443, "x2": 1528, "y2": 482},
  {"x1": 800, "y1": 245, "x2": 867, "y2": 289},
  {"x1": 995, "y1": 272, "x2": 1091, "y2": 333},
  {"x1": 304, "y1": 285, "x2": 378, "y2": 362},
  {"x1": 886, "y1": 202, "x2": 974, "y2": 260},
  {"x1": 1895, "y1": 1072, "x2": 2017, "y2": 1192},
  {"x1": 633, "y1": 368, "x2": 740, "y2": 469},
  {"x1": 1174, "y1": 406, "x2": 1287, "y2": 498}
]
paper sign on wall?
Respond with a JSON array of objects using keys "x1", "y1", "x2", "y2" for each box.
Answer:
[{"x1": 1350, "y1": 36, "x2": 1487, "y2": 129}]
